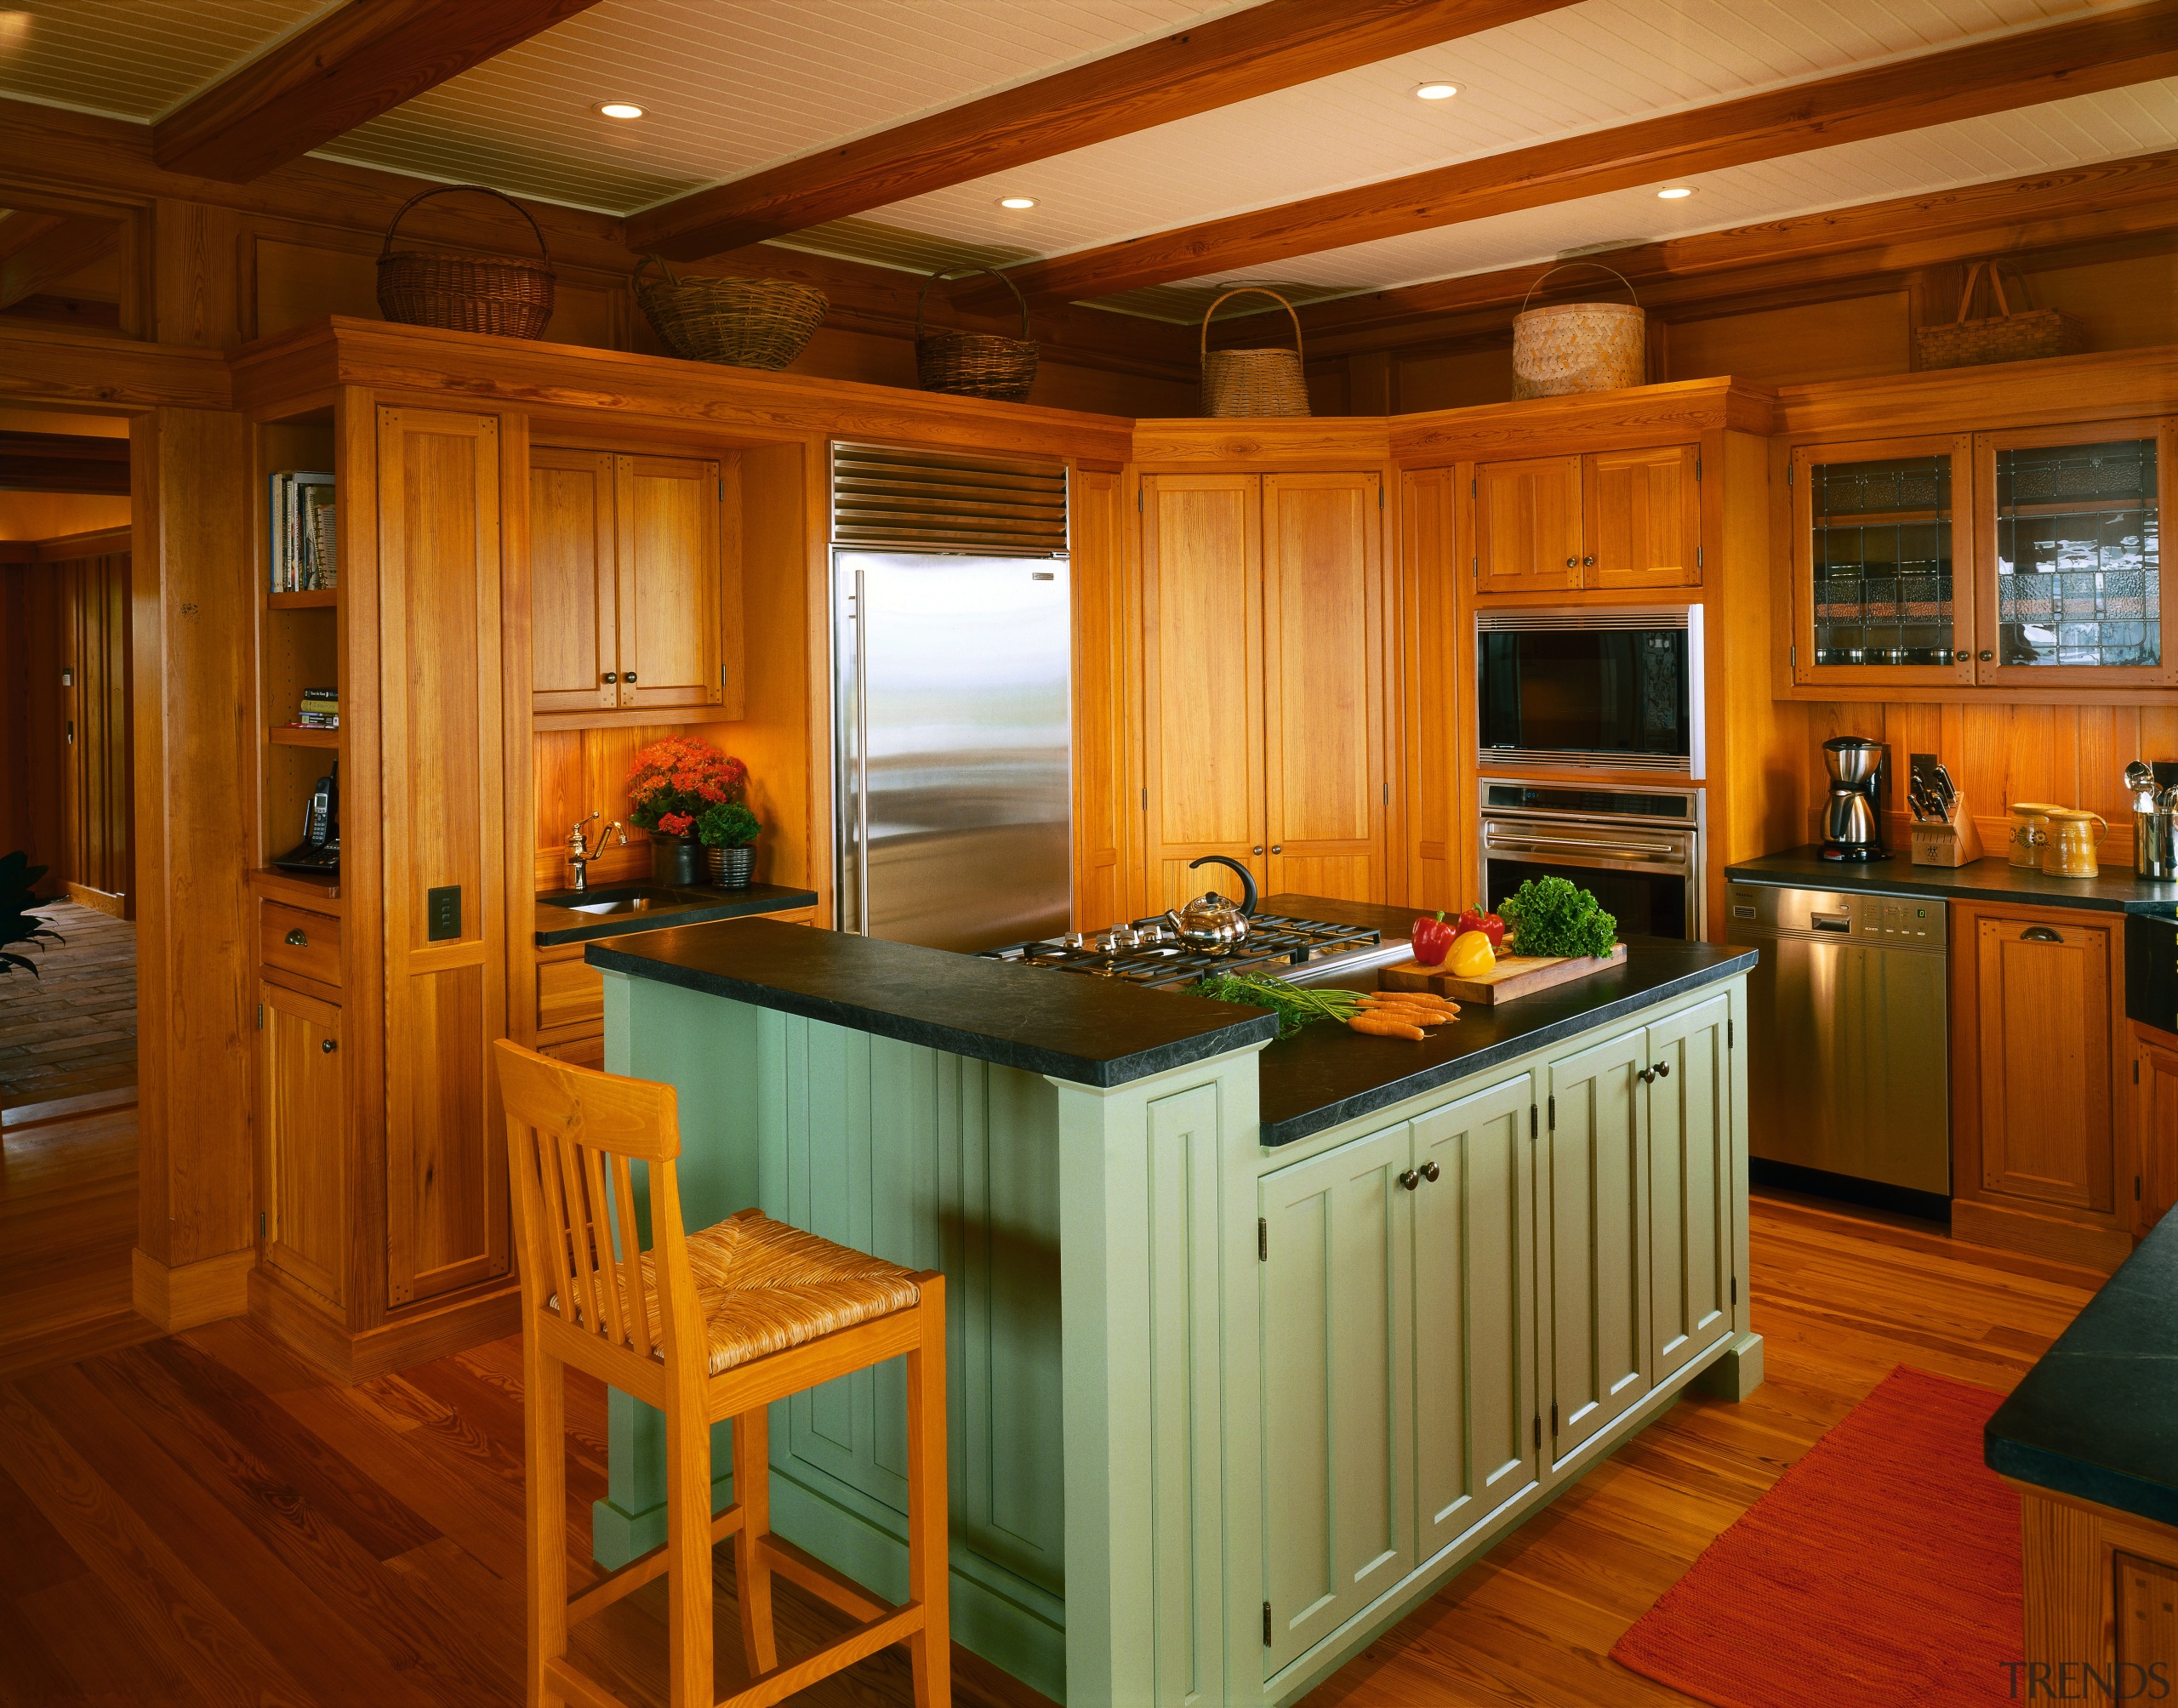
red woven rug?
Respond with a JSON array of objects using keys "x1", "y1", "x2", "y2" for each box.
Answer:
[{"x1": 1611, "y1": 1366, "x2": 2023, "y2": 1707}]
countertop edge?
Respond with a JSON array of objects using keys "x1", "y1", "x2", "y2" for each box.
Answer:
[
  {"x1": 535, "y1": 886, "x2": 818, "y2": 947},
  {"x1": 585, "y1": 938, "x2": 1280, "y2": 1088},
  {"x1": 1257, "y1": 948, "x2": 1757, "y2": 1148},
  {"x1": 1725, "y1": 850, "x2": 2178, "y2": 914},
  {"x1": 1984, "y1": 1433, "x2": 2178, "y2": 1533}
]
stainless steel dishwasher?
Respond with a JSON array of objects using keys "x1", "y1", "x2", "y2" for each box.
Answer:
[{"x1": 1725, "y1": 882, "x2": 1950, "y2": 1201}]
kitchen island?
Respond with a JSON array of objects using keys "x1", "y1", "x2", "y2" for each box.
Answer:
[{"x1": 584, "y1": 898, "x2": 1760, "y2": 1706}]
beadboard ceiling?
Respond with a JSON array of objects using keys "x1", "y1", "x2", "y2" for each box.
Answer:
[{"x1": 1, "y1": 0, "x2": 2174, "y2": 322}]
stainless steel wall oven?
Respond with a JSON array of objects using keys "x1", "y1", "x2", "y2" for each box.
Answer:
[{"x1": 1478, "y1": 780, "x2": 1703, "y2": 940}]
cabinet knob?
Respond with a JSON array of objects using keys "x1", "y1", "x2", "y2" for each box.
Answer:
[
  {"x1": 1954, "y1": 651, "x2": 1970, "y2": 663},
  {"x1": 1639, "y1": 1067, "x2": 1656, "y2": 1085},
  {"x1": 1419, "y1": 1159, "x2": 1440, "y2": 1183},
  {"x1": 1565, "y1": 556, "x2": 1577, "y2": 568},
  {"x1": 321, "y1": 1037, "x2": 338, "y2": 1054},
  {"x1": 1978, "y1": 651, "x2": 1993, "y2": 662},
  {"x1": 623, "y1": 671, "x2": 637, "y2": 683},
  {"x1": 1582, "y1": 555, "x2": 1595, "y2": 566},
  {"x1": 1397, "y1": 1169, "x2": 1421, "y2": 1192},
  {"x1": 284, "y1": 927, "x2": 308, "y2": 947},
  {"x1": 1652, "y1": 1060, "x2": 1670, "y2": 1079},
  {"x1": 2021, "y1": 925, "x2": 2063, "y2": 944},
  {"x1": 1269, "y1": 844, "x2": 1282, "y2": 855},
  {"x1": 1251, "y1": 845, "x2": 1263, "y2": 856},
  {"x1": 602, "y1": 672, "x2": 618, "y2": 684}
]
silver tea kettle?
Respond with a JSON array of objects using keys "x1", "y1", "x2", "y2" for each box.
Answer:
[{"x1": 1165, "y1": 854, "x2": 1259, "y2": 947}]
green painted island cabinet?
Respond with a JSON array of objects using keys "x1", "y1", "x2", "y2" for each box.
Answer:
[{"x1": 585, "y1": 916, "x2": 1760, "y2": 1706}]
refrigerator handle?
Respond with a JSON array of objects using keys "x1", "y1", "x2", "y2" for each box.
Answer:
[{"x1": 853, "y1": 567, "x2": 871, "y2": 937}]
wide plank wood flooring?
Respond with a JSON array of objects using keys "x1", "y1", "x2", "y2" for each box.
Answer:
[
  {"x1": 0, "y1": 1107, "x2": 2100, "y2": 1708},
  {"x1": 0, "y1": 901, "x2": 136, "y2": 1110}
]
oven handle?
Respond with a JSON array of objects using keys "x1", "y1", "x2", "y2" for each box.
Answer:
[{"x1": 1486, "y1": 833, "x2": 1684, "y2": 861}]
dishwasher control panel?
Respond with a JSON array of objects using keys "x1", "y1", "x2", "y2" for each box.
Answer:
[{"x1": 1726, "y1": 883, "x2": 1947, "y2": 948}]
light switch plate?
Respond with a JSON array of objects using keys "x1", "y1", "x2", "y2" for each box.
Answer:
[{"x1": 427, "y1": 885, "x2": 460, "y2": 942}]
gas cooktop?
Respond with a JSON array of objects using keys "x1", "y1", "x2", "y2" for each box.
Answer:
[{"x1": 978, "y1": 913, "x2": 1385, "y2": 989}]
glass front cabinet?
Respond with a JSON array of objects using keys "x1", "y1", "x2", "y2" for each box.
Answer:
[{"x1": 1791, "y1": 418, "x2": 2178, "y2": 691}]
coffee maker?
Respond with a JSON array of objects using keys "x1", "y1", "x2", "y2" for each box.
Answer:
[{"x1": 1820, "y1": 736, "x2": 1889, "y2": 861}]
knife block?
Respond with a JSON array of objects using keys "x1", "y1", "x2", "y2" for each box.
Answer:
[{"x1": 1910, "y1": 790, "x2": 1984, "y2": 867}]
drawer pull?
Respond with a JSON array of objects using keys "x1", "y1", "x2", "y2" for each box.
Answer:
[
  {"x1": 284, "y1": 927, "x2": 309, "y2": 947},
  {"x1": 321, "y1": 1037, "x2": 338, "y2": 1054},
  {"x1": 2021, "y1": 925, "x2": 2063, "y2": 943}
]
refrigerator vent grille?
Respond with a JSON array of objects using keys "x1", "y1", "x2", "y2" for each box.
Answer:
[{"x1": 832, "y1": 443, "x2": 1067, "y2": 555}]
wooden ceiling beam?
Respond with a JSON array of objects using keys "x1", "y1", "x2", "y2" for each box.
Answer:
[
  {"x1": 979, "y1": 1, "x2": 2178, "y2": 310},
  {"x1": 0, "y1": 430, "x2": 131, "y2": 495},
  {"x1": 626, "y1": 0, "x2": 1582, "y2": 261},
  {"x1": 151, "y1": 0, "x2": 604, "y2": 184},
  {"x1": 0, "y1": 212, "x2": 120, "y2": 311},
  {"x1": 1252, "y1": 148, "x2": 2178, "y2": 356}
]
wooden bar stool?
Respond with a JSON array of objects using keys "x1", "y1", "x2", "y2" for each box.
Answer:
[{"x1": 493, "y1": 1039, "x2": 949, "y2": 1708}]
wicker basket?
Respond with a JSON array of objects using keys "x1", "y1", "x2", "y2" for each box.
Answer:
[
  {"x1": 1200, "y1": 288, "x2": 1311, "y2": 418},
  {"x1": 376, "y1": 185, "x2": 555, "y2": 339},
  {"x1": 915, "y1": 266, "x2": 1039, "y2": 401},
  {"x1": 1915, "y1": 261, "x2": 2085, "y2": 371},
  {"x1": 1510, "y1": 264, "x2": 1645, "y2": 399},
  {"x1": 633, "y1": 256, "x2": 827, "y2": 370}
]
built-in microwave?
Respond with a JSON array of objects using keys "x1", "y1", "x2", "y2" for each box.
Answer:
[{"x1": 1476, "y1": 606, "x2": 1703, "y2": 775}]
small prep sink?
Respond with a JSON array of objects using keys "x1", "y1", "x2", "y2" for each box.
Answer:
[{"x1": 536, "y1": 884, "x2": 716, "y2": 917}]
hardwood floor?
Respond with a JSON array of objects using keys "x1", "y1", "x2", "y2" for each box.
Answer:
[
  {"x1": 0, "y1": 1110, "x2": 2100, "y2": 1708},
  {"x1": 0, "y1": 900, "x2": 136, "y2": 1110}
]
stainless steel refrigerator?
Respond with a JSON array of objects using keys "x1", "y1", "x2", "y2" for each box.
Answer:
[{"x1": 833, "y1": 549, "x2": 1071, "y2": 952}]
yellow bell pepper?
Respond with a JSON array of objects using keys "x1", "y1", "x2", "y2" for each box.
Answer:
[{"x1": 1449, "y1": 930, "x2": 1496, "y2": 978}]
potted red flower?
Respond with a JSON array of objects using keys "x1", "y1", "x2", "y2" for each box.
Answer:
[{"x1": 625, "y1": 737, "x2": 750, "y2": 886}]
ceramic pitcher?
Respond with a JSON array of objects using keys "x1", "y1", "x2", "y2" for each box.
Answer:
[
  {"x1": 2042, "y1": 808, "x2": 2108, "y2": 879},
  {"x1": 2008, "y1": 802, "x2": 2063, "y2": 869}
]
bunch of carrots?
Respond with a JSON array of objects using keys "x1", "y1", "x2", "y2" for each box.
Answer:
[{"x1": 1346, "y1": 990, "x2": 1460, "y2": 1040}]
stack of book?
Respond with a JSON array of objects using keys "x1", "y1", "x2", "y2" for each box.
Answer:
[
  {"x1": 269, "y1": 470, "x2": 337, "y2": 591},
  {"x1": 292, "y1": 686, "x2": 339, "y2": 731}
]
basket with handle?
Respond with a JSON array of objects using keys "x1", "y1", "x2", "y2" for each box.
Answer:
[
  {"x1": 1915, "y1": 260, "x2": 2084, "y2": 371},
  {"x1": 375, "y1": 184, "x2": 556, "y2": 339},
  {"x1": 1200, "y1": 288, "x2": 1311, "y2": 418},
  {"x1": 632, "y1": 255, "x2": 829, "y2": 370},
  {"x1": 915, "y1": 265, "x2": 1039, "y2": 401},
  {"x1": 1510, "y1": 263, "x2": 1645, "y2": 399}
]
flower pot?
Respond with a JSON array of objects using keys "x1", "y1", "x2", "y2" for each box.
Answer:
[
  {"x1": 706, "y1": 845, "x2": 754, "y2": 889},
  {"x1": 651, "y1": 836, "x2": 701, "y2": 886}
]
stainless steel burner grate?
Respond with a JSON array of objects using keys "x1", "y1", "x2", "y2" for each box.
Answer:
[{"x1": 978, "y1": 913, "x2": 1383, "y2": 988}]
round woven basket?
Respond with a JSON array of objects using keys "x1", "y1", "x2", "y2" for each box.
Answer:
[
  {"x1": 915, "y1": 266, "x2": 1038, "y2": 402},
  {"x1": 633, "y1": 256, "x2": 827, "y2": 370},
  {"x1": 376, "y1": 185, "x2": 555, "y2": 339},
  {"x1": 1510, "y1": 264, "x2": 1645, "y2": 399},
  {"x1": 1200, "y1": 288, "x2": 1311, "y2": 418}
]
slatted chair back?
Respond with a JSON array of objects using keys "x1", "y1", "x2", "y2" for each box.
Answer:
[{"x1": 493, "y1": 1039, "x2": 703, "y2": 1384}]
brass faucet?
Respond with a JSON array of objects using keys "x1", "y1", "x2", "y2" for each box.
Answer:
[{"x1": 566, "y1": 812, "x2": 626, "y2": 892}]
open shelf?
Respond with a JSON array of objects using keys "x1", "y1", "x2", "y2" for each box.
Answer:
[
  {"x1": 270, "y1": 724, "x2": 340, "y2": 749},
  {"x1": 268, "y1": 588, "x2": 339, "y2": 610}
]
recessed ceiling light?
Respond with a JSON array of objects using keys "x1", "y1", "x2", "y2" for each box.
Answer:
[
  {"x1": 1415, "y1": 81, "x2": 1460, "y2": 100},
  {"x1": 996, "y1": 196, "x2": 1037, "y2": 210},
  {"x1": 1656, "y1": 185, "x2": 1695, "y2": 199},
  {"x1": 597, "y1": 101, "x2": 645, "y2": 120}
]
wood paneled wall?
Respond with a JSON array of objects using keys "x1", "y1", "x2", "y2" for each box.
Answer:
[
  {"x1": 1804, "y1": 701, "x2": 2178, "y2": 857},
  {"x1": 0, "y1": 561, "x2": 66, "y2": 895},
  {"x1": 60, "y1": 549, "x2": 133, "y2": 910}
]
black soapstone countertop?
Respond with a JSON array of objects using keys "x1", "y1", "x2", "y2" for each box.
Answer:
[
  {"x1": 587, "y1": 918, "x2": 1278, "y2": 1087},
  {"x1": 1245, "y1": 897, "x2": 1756, "y2": 1147},
  {"x1": 1985, "y1": 1210, "x2": 2178, "y2": 1529},
  {"x1": 588, "y1": 895, "x2": 1753, "y2": 1125},
  {"x1": 1727, "y1": 846, "x2": 2178, "y2": 914},
  {"x1": 535, "y1": 883, "x2": 818, "y2": 947}
]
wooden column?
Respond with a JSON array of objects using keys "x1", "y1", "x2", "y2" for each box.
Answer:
[{"x1": 130, "y1": 405, "x2": 258, "y2": 1329}]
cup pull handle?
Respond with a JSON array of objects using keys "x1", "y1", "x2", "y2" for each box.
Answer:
[
  {"x1": 2021, "y1": 926, "x2": 2062, "y2": 943},
  {"x1": 284, "y1": 928, "x2": 308, "y2": 946}
]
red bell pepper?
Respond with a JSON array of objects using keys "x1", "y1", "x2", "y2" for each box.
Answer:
[
  {"x1": 1456, "y1": 907, "x2": 1507, "y2": 950},
  {"x1": 1411, "y1": 910, "x2": 1456, "y2": 966}
]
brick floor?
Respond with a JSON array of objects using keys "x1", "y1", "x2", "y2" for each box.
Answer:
[{"x1": 0, "y1": 902, "x2": 135, "y2": 1108}]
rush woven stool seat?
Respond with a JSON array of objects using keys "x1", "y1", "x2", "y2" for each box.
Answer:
[{"x1": 494, "y1": 1039, "x2": 949, "y2": 1708}]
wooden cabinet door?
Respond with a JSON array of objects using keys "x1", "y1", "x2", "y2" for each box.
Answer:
[
  {"x1": 614, "y1": 454, "x2": 724, "y2": 712},
  {"x1": 1259, "y1": 1121, "x2": 1415, "y2": 1675},
  {"x1": 529, "y1": 448, "x2": 618, "y2": 712},
  {"x1": 1263, "y1": 473, "x2": 1385, "y2": 903},
  {"x1": 259, "y1": 980, "x2": 346, "y2": 1307},
  {"x1": 2137, "y1": 1026, "x2": 2178, "y2": 1237},
  {"x1": 1586, "y1": 444, "x2": 1701, "y2": 589},
  {"x1": 378, "y1": 406, "x2": 510, "y2": 1308},
  {"x1": 1141, "y1": 475, "x2": 1264, "y2": 912},
  {"x1": 1412, "y1": 1074, "x2": 1537, "y2": 1557},
  {"x1": 1969, "y1": 910, "x2": 2118, "y2": 1216},
  {"x1": 1474, "y1": 456, "x2": 1582, "y2": 594},
  {"x1": 1542, "y1": 1025, "x2": 1651, "y2": 1466},
  {"x1": 1645, "y1": 994, "x2": 1735, "y2": 1383}
]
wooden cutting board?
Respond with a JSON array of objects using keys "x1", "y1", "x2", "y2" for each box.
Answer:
[{"x1": 1381, "y1": 942, "x2": 1627, "y2": 1004}]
